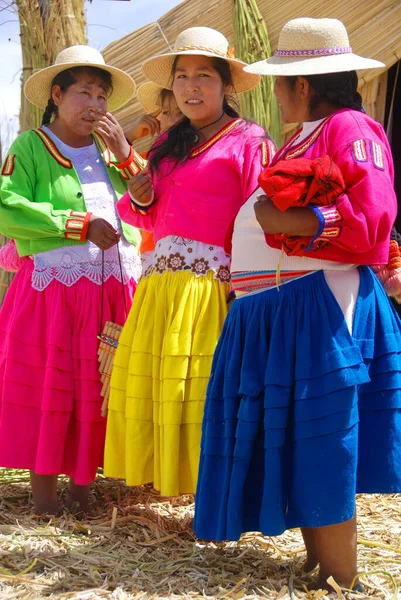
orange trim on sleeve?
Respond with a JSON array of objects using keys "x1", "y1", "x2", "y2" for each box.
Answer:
[
  {"x1": 114, "y1": 146, "x2": 135, "y2": 170},
  {"x1": 130, "y1": 202, "x2": 148, "y2": 216},
  {"x1": 113, "y1": 146, "x2": 147, "y2": 179},
  {"x1": 64, "y1": 211, "x2": 92, "y2": 242},
  {"x1": 65, "y1": 232, "x2": 82, "y2": 241},
  {"x1": 125, "y1": 162, "x2": 141, "y2": 177},
  {"x1": 80, "y1": 212, "x2": 92, "y2": 241},
  {"x1": 1, "y1": 154, "x2": 16, "y2": 176}
]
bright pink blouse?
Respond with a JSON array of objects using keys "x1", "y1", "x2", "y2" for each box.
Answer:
[
  {"x1": 117, "y1": 119, "x2": 275, "y2": 248},
  {"x1": 265, "y1": 109, "x2": 397, "y2": 265}
]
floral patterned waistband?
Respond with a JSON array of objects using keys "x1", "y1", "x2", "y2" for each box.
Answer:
[{"x1": 142, "y1": 235, "x2": 231, "y2": 284}]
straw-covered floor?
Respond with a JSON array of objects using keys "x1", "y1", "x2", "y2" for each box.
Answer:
[{"x1": 0, "y1": 470, "x2": 399, "y2": 599}]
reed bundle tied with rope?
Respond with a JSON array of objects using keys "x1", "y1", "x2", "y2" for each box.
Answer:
[
  {"x1": 98, "y1": 321, "x2": 123, "y2": 417},
  {"x1": 16, "y1": 0, "x2": 87, "y2": 132},
  {"x1": 233, "y1": 0, "x2": 282, "y2": 146}
]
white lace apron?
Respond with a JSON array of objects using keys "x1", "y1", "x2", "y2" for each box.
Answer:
[{"x1": 32, "y1": 128, "x2": 141, "y2": 291}]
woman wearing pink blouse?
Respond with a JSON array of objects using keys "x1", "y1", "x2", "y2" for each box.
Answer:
[{"x1": 104, "y1": 27, "x2": 275, "y2": 497}]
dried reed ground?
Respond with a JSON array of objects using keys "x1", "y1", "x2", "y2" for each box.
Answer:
[{"x1": 0, "y1": 470, "x2": 399, "y2": 599}]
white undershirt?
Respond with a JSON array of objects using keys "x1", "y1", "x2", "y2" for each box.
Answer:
[
  {"x1": 296, "y1": 118, "x2": 325, "y2": 143},
  {"x1": 231, "y1": 118, "x2": 359, "y2": 333}
]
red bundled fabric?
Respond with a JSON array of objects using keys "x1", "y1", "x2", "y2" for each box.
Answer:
[
  {"x1": 258, "y1": 156, "x2": 345, "y2": 255},
  {"x1": 258, "y1": 155, "x2": 345, "y2": 211}
]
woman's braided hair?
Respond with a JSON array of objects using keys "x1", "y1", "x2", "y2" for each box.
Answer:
[
  {"x1": 42, "y1": 98, "x2": 57, "y2": 126},
  {"x1": 41, "y1": 66, "x2": 113, "y2": 126},
  {"x1": 286, "y1": 71, "x2": 363, "y2": 113}
]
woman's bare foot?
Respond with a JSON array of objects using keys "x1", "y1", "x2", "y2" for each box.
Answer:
[
  {"x1": 30, "y1": 471, "x2": 60, "y2": 515},
  {"x1": 301, "y1": 554, "x2": 319, "y2": 574},
  {"x1": 65, "y1": 480, "x2": 91, "y2": 515},
  {"x1": 307, "y1": 576, "x2": 364, "y2": 594},
  {"x1": 31, "y1": 501, "x2": 61, "y2": 516},
  {"x1": 300, "y1": 527, "x2": 319, "y2": 573},
  {"x1": 311, "y1": 515, "x2": 358, "y2": 591}
]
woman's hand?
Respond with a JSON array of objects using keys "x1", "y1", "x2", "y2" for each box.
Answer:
[
  {"x1": 125, "y1": 113, "x2": 161, "y2": 142},
  {"x1": 254, "y1": 194, "x2": 319, "y2": 236},
  {"x1": 87, "y1": 215, "x2": 121, "y2": 250},
  {"x1": 254, "y1": 195, "x2": 282, "y2": 233},
  {"x1": 128, "y1": 167, "x2": 154, "y2": 206},
  {"x1": 92, "y1": 110, "x2": 131, "y2": 163}
]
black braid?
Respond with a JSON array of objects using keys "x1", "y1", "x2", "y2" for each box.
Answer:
[
  {"x1": 286, "y1": 71, "x2": 364, "y2": 113},
  {"x1": 41, "y1": 98, "x2": 57, "y2": 125}
]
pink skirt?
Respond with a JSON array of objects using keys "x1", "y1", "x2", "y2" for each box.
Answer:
[{"x1": 0, "y1": 260, "x2": 136, "y2": 485}]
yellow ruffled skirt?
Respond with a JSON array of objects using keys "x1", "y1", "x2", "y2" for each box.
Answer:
[{"x1": 104, "y1": 269, "x2": 229, "y2": 496}]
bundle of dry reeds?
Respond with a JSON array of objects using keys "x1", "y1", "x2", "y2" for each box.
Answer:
[
  {"x1": 233, "y1": 0, "x2": 282, "y2": 146},
  {"x1": 15, "y1": 0, "x2": 87, "y2": 132}
]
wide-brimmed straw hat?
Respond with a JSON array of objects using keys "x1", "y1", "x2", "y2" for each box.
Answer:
[
  {"x1": 142, "y1": 27, "x2": 260, "y2": 93},
  {"x1": 137, "y1": 82, "x2": 167, "y2": 114},
  {"x1": 244, "y1": 18, "x2": 384, "y2": 76},
  {"x1": 24, "y1": 45, "x2": 136, "y2": 111}
]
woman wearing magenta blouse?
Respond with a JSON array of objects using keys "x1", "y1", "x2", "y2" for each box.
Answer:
[{"x1": 104, "y1": 27, "x2": 276, "y2": 497}]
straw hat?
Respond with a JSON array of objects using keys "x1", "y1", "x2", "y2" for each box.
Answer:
[
  {"x1": 137, "y1": 82, "x2": 167, "y2": 114},
  {"x1": 24, "y1": 45, "x2": 136, "y2": 111},
  {"x1": 244, "y1": 18, "x2": 384, "y2": 76},
  {"x1": 142, "y1": 27, "x2": 260, "y2": 93}
]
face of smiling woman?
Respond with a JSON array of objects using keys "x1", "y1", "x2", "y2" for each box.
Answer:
[
  {"x1": 50, "y1": 72, "x2": 109, "y2": 146},
  {"x1": 172, "y1": 55, "x2": 230, "y2": 129}
]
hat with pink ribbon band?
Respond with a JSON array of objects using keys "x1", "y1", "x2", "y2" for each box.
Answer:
[{"x1": 244, "y1": 18, "x2": 384, "y2": 76}]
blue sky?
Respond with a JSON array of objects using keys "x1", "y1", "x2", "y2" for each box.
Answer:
[{"x1": 0, "y1": 0, "x2": 182, "y2": 149}]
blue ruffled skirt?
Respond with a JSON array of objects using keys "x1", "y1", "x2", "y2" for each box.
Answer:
[{"x1": 194, "y1": 267, "x2": 401, "y2": 541}]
